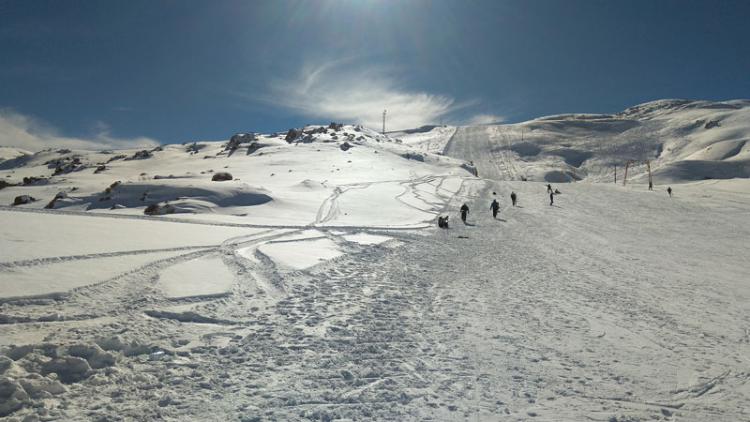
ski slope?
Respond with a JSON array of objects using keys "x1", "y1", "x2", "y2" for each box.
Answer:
[{"x1": 1, "y1": 101, "x2": 749, "y2": 421}]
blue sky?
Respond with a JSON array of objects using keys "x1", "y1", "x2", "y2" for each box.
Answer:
[{"x1": 1, "y1": 0, "x2": 749, "y2": 149}]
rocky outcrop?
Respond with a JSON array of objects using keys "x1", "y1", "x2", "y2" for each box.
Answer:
[
  {"x1": 285, "y1": 128, "x2": 302, "y2": 143},
  {"x1": 126, "y1": 150, "x2": 152, "y2": 160},
  {"x1": 144, "y1": 203, "x2": 176, "y2": 216},
  {"x1": 12, "y1": 195, "x2": 35, "y2": 206},
  {"x1": 211, "y1": 172, "x2": 233, "y2": 181}
]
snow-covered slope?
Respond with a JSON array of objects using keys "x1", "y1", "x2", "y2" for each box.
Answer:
[
  {"x1": 0, "y1": 124, "x2": 471, "y2": 226},
  {"x1": 470, "y1": 99, "x2": 750, "y2": 183},
  {"x1": 0, "y1": 146, "x2": 31, "y2": 163},
  {"x1": 2, "y1": 103, "x2": 749, "y2": 421}
]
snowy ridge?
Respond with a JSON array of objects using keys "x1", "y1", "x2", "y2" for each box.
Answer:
[{"x1": 466, "y1": 99, "x2": 750, "y2": 183}]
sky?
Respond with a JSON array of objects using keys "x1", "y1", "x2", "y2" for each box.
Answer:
[{"x1": 1, "y1": 0, "x2": 750, "y2": 150}]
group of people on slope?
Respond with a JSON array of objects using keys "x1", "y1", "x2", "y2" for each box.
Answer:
[
  {"x1": 438, "y1": 182, "x2": 674, "y2": 229},
  {"x1": 437, "y1": 191, "x2": 518, "y2": 229}
]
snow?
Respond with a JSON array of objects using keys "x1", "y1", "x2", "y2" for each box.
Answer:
[
  {"x1": 258, "y1": 237, "x2": 344, "y2": 270},
  {"x1": 0, "y1": 209, "x2": 262, "y2": 262},
  {"x1": 0, "y1": 147, "x2": 31, "y2": 163},
  {"x1": 1, "y1": 101, "x2": 750, "y2": 421},
  {"x1": 157, "y1": 256, "x2": 235, "y2": 299},
  {"x1": 342, "y1": 232, "x2": 391, "y2": 245},
  {"x1": 0, "y1": 250, "x2": 193, "y2": 300}
]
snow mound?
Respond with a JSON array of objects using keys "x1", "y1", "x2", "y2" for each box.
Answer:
[{"x1": 82, "y1": 181, "x2": 273, "y2": 214}]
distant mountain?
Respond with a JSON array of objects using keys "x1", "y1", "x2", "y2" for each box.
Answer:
[{"x1": 472, "y1": 99, "x2": 750, "y2": 183}]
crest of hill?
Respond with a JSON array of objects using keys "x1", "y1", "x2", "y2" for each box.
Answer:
[
  {"x1": 0, "y1": 124, "x2": 470, "y2": 220},
  {"x1": 487, "y1": 99, "x2": 750, "y2": 183}
]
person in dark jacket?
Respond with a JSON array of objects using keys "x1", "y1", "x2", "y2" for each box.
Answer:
[
  {"x1": 510, "y1": 191, "x2": 517, "y2": 206},
  {"x1": 547, "y1": 184, "x2": 553, "y2": 193},
  {"x1": 667, "y1": 186, "x2": 672, "y2": 198},
  {"x1": 460, "y1": 203, "x2": 470, "y2": 223},
  {"x1": 490, "y1": 199, "x2": 500, "y2": 219}
]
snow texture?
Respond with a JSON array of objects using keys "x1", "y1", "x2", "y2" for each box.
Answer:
[{"x1": 1, "y1": 101, "x2": 749, "y2": 421}]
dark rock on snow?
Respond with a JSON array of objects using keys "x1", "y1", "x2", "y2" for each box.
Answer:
[
  {"x1": 12, "y1": 195, "x2": 35, "y2": 206},
  {"x1": 211, "y1": 172, "x2": 233, "y2": 181}
]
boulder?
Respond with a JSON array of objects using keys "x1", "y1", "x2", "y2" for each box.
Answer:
[
  {"x1": 106, "y1": 154, "x2": 127, "y2": 163},
  {"x1": 227, "y1": 133, "x2": 256, "y2": 151},
  {"x1": 401, "y1": 152, "x2": 425, "y2": 162},
  {"x1": 22, "y1": 176, "x2": 45, "y2": 185},
  {"x1": 340, "y1": 142, "x2": 352, "y2": 151},
  {"x1": 94, "y1": 164, "x2": 107, "y2": 174},
  {"x1": 128, "y1": 150, "x2": 152, "y2": 160},
  {"x1": 704, "y1": 120, "x2": 720, "y2": 129},
  {"x1": 0, "y1": 180, "x2": 14, "y2": 190},
  {"x1": 285, "y1": 128, "x2": 302, "y2": 143},
  {"x1": 12, "y1": 195, "x2": 35, "y2": 206},
  {"x1": 144, "y1": 203, "x2": 176, "y2": 216},
  {"x1": 41, "y1": 356, "x2": 92, "y2": 383},
  {"x1": 211, "y1": 172, "x2": 233, "y2": 181}
]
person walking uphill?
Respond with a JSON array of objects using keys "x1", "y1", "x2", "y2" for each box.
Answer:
[
  {"x1": 460, "y1": 203, "x2": 470, "y2": 224},
  {"x1": 510, "y1": 191, "x2": 517, "y2": 206},
  {"x1": 549, "y1": 191, "x2": 554, "y2": 206},
  {"x1": 490, "y1": 199, "x2": 500, "y2": 219},
  {"x1": 667, "y1": 186, "x2": 673, "y2": 198}
]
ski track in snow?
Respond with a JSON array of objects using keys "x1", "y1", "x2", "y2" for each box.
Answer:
[{"x1": 2, "y1": 130, "x2": 750, "y2": 420}]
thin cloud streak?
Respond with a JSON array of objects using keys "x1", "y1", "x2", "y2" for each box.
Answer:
[
  {"x1": 264, "y1": 60, "x2": 473, "y2": 131},
  {"x1": 0, "y1": 109, "x2": 159, "y2": 151},
  {"x1": 465, "y1": 114, "x2": 506, "y2": 125}
]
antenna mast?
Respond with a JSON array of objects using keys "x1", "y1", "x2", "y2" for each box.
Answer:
[{"x1": 382, "y1": 109, "x2": 387, "y2": 134}]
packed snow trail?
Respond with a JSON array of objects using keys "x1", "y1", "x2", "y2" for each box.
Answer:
[
  {"x1": 208, "y1": 181, "x2": 748, "y2": 421},
  {"x1": 444, "y1": 126, "x2": 520, "y2": 181}
]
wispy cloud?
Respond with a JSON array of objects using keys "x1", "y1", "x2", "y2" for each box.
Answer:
[
  {"x1": 465, "y1": 113, "x2": 506, "y2": 125},
  {"x1": 0, "y1": 109, "x2": 159, "y2": 151},
  {"x1": 262, "y1": 59, "x2": 472, "y2": 131}
]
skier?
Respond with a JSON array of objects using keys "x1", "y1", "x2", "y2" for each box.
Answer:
[
  {"x1": 510, "y1": 191, "x2": 517, "y2": 206},
  {"x1": 460, "y1": 203, "x2": 470, "y2": 224},
  {"x1": 667, "y1": 186, "x2": 672, "y2": 198},
  {"x1": 648, "y1": 181, "x2": 653, "y2": 190},
  {"x1": 547, "y1": 184, "x2": 553, "y2": 193},
  {"x1": 490, "y1": 199, "x2": 500, "y2": 219},
  {"x1": 549, "y1": 191, "x2": 554, "y2": 206}
]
